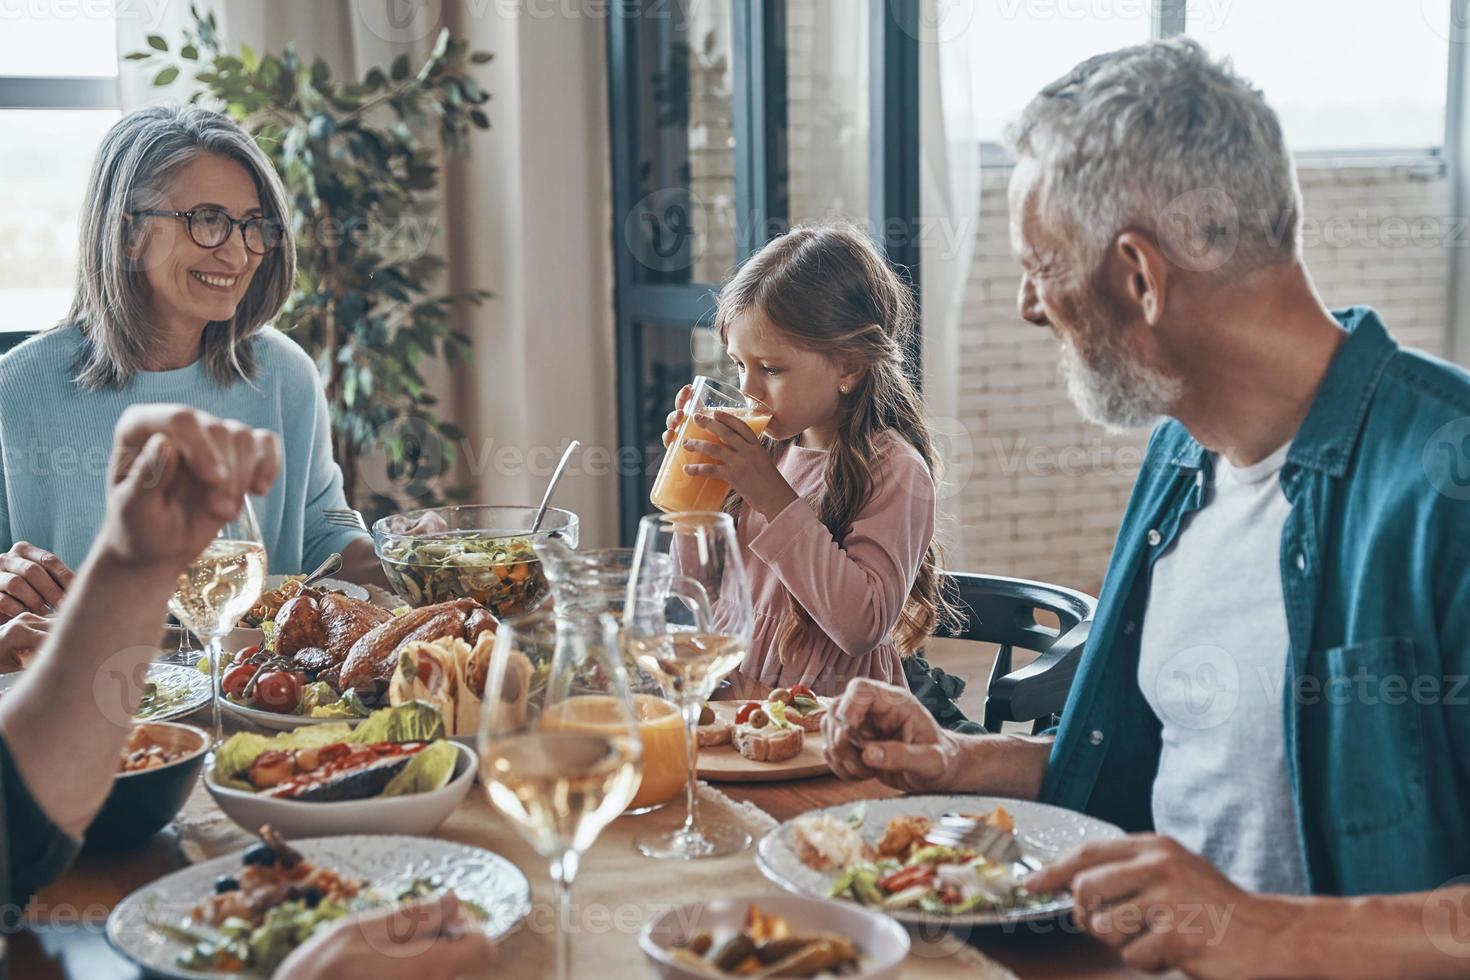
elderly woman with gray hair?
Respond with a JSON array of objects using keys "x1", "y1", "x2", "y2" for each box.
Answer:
[{"x1": 0, "y1": 104, "x2": 383, "y2": 639}]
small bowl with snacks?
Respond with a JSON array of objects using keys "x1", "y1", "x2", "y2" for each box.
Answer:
[
  {"x1": 371, "y1": 504, "x2": 579, "y2": 618},
  {"x1": 204, "y1": 703, "x2": 476, "y2": 837},
  {"x1": 85, "y1": 721, "x2": 209, "y2": 852},
  {"x1": 641, "y1": 895, "x2": 908, "y2": 980}
]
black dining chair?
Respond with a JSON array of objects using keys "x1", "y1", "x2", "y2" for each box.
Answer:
[{"x1": 938, "y1": 572, "x2": 1098, "y2": 735}]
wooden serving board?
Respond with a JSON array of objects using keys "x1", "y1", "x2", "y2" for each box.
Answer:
[{"x1": 695, "y1": 701, "x2": 833, "y2": 783}]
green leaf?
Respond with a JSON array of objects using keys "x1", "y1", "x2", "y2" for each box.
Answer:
[
  {"x1": 180, "y1": 44, "x2": 198, "y2": 60},
  {"x1": 469, "y1": 109, "x2": 489, "y2": 129},
  {"x1": 147, "y1": 34, "x2": 168, "y2": 51},
  {"x1": 390, "y1": 54, "x2": 410, "y2": 81},
  {"x1": 153, "y1": 66, "x2": 180, "y2": 86},
  {"x1": 124, "y1": 51, "x2": 152, "y2": 61},
  {"x1": 470, "y1": 51, "x2": 493, "y2": 64},
  {"x1": 240, "y1": 42, "x2": 259, "y2": 72}
]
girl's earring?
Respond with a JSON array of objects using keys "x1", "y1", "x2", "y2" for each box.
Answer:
[{"x1": 839, "y1": 383, "x2": 850, "y2": 395}]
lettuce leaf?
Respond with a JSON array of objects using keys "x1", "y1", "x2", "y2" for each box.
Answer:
[
  {"x1": 309, "y1": 689, "x2": 372, "y2": 718},
  {"x1": 380, "y1": 741, "x2": 459, "y2": 797},
  {"x1": 350, "y1": 701, "x2": 444, "y2": 744},
  {"x1": 210, "y1": 703, "x2": 444, "y2": 789}
]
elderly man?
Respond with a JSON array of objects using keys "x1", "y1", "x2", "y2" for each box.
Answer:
[{"x1": 824, "y1": 39, "x2": 1470, "y2": 977}]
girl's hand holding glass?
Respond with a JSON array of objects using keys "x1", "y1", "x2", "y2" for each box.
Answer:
[{"x1": 680, "y1": 410, "x2": 798, "y2": 520}]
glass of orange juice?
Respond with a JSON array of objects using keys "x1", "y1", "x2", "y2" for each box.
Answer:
[
  {"x1": 650, "y1": 376, "x2": 773, "y2": 513},
  {"x1": 543, "y1": 690, "x2": 686, "y2": 812}
]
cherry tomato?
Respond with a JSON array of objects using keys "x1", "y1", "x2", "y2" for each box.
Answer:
[
  {"x1": 254, "y1": 671, "x2": 302, "y2": 714},
  {"x1": 222, "y1": 662, "x2": 259, "y2": 700},
  {"x1": 734, "y1": 701, "x2": 761, "y2": 725},
  {"x1": 417, "y1": 656, "x2": 433, "y2": 686},
  {"x1": 790, "y1": 683, "x2": 816, "y2": 701},
  {"x1": 231, "y1": 645, "x2": 261, "y2": 666}
]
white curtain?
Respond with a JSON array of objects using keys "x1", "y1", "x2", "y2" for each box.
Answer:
[
  {"x1": 919, "y1": 0, "x2": 981, "y2": 567},
  {"x1": 117, "y1": 1, "x2": 434, "y2": 107}
]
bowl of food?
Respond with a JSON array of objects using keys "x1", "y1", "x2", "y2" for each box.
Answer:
[
  {"x1": 204, "y1": 703, "x2": 476, "y2": 838},
  {"x1": 85, "y1": 721, "x2": 209, "y2": 852},
  {"x1": 372, "y1": 505, "x2": 579, "y2": 617},
  {"x1": 641, "y1": 895, "x2": 909, "y2": 980}
]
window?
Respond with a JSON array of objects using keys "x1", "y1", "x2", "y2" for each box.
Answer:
[
  {"x1": 1187, "y1": 0, "x2": 1448, "y2": 152},
  {"x1": 968, "y1": 1, "x2": 1153, "y2": 146},
  {"x1": 0, "y1": 4, "x2": 121, "y2": 334}
]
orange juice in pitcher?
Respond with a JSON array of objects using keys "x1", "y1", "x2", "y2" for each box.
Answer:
[{"x1": 650, "y1": 376, "x2": 773, "y2": 513}]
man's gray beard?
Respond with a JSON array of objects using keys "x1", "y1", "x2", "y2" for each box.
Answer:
[{"x1": 1059, "y1": 332, "x2": 1181, "y2": 432}]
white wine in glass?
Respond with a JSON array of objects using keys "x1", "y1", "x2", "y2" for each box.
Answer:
[
  {"x1": 479, "y1": 610, "x2": 642, "y2": 980},
  {"x1": 624, "y1": 511, "x2": 755, "y2": 860},
  {"x1": 167, "y1": 499, "x2": 266, "y2": 746}
]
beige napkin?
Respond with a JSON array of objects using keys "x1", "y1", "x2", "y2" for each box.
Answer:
[{"x1": 174, "y1": 780, "x2": 1017, "y2": 978}]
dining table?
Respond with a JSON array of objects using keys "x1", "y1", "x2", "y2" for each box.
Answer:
[{"x1": 11, "y1": 767, "x2": 1150, "y2": 979}]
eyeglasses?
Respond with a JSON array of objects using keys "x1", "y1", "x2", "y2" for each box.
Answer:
[{"x1": 128, "y1": 207, "x2": 285, "y2": 255}]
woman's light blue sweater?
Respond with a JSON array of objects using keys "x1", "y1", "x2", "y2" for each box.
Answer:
[{"x1": 0, "y1": 323, "x2": 368, "y2": 574}]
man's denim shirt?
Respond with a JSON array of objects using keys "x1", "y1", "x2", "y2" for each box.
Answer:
[{"x1": 1039, "y1": 307, "x2": 1470, "y2": 896}]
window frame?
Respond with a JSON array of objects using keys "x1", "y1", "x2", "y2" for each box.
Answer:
[{"x1": 0, "y1": 60, "x2": 120, "y2": 350}]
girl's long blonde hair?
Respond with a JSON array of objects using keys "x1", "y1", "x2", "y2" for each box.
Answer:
[{"x1": 716, "y1": 224, "x2": 956, "y2": 659}]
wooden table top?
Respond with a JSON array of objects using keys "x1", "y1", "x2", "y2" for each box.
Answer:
[{"x1": 13, "y1": 770, "x2": 1137, "y2": 979}]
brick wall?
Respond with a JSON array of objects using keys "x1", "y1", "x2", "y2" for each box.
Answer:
[{"x1": 947, "y1": 161, "x2": 1452, "y2": 596}]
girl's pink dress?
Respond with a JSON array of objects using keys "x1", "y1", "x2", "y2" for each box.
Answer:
[{"x1": 718, "y1": 429, "x2": 936, "y2": 699}]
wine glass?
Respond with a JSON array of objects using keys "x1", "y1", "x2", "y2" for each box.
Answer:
[
  {"x1": 478, "y1": 609, "x2": 643, "y2": 980},
  {"x1": 166, "y1": 497, "x2": 267, "y2": 746},
  {"x1": 623, "y1": 511, "x2": 755, "y2": 860}
]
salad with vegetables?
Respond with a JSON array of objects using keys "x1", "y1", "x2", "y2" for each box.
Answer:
[
  {"x1": 164, "y1": 825, "x2": 485, "y2": 975},
  {"x1": 377, "y1": 534, "x2": 547, "y2": 617},
  {"x1": 792, "y1": 806, "x2": 1052, "y2": 916}
]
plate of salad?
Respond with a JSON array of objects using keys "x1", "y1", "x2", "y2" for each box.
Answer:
[
  {"x1": 106, "y1": 827, "x2": 530, "y2": 978},
  {"x1": 757, "y1": 795, "x2": 1124, "y2": 927}
]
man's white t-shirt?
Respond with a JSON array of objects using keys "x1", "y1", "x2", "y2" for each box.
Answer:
[{"x1": 1136, "y1": 440, "x2": 1310, "y2": 894}]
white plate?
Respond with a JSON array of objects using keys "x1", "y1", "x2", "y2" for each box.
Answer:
[
  {"x1": 220, "y1": 698, "x2": 368, "y2": 731},
  {"x1": 134, "y1": 664, "x2": 213, "y2": 722},
  {"x1": 0, "y1": 663, "x2": 211, "y2": 723},
  {"x1": 756, "y1": 794, "x2": 1125, "y2": 927},
  {"x1": 106, "y1": 835, "x2": 531, "y2": 979},
  {"x1": 205, "y1": 742, "x2": 478, "y2": 838}
]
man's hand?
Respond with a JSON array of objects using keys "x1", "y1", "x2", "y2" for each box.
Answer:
[
  {"x1": 0, "y1": 612, "x2": 50, "y2": 671},
  {"x1": 274, "y1": 891, "x2": 496, "y2": 980},
  {"x1": 821, "y1": 679, "x2": 965, "y2": 792},
  {"x1": 1025, "y1": 834, "x2": 1291, "y2": 978},
  {"x1": 95, "y1": 406, "x2": 280, "y2": 573},
  {"x1": 0, "y1": 543, "x2": 73, "y2": 621}
]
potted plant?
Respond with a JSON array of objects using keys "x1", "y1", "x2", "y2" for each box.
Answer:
[{"x1": 128, "y1": 7, "x2": 493, "y2": 518}]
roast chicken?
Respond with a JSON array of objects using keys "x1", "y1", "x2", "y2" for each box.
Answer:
[
  {"x1": 274, "y1": 592, "x2": 393, "y2": 663},
  {"x1": 338, "y1": 599, "x2": 497, "y2": 693}
]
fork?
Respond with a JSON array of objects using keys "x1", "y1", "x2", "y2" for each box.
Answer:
[
  {"x1": 924, "y1": 812, "x2": 1043, "y2": 873},
  {"x1": 323, "y1": 507, "x2": 368, "y2": 531}
]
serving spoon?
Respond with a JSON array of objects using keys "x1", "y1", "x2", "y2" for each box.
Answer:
[{"x1": 531, "y1": 440, "x2": 581, "y2": 535}]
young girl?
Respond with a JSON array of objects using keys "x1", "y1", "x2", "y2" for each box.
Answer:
[{"x1": 662, "y1": 224, "x2": 951, "y2": 699}]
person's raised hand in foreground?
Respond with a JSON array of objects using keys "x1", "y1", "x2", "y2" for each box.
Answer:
[
  {"x1": 274, "y1": 891, "x2": 497, "y2": 980},
  {"x1": 0, "y1": 405, "x2": 280, "y2": 837}
]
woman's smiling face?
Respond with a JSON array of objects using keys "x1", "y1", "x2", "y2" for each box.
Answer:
[{"x1": 130, "y1": 153, "x2": 265, "y2": 335}]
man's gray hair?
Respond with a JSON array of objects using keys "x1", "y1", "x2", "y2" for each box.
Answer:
[
  {"x1": 1006, "y1": 38, "x2": 1300, "y2": 280},
  {"x1": 66, "y1": 104, "x2": 295, "y2": 390}
]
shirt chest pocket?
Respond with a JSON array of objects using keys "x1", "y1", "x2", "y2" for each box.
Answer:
[{"x1": 1307, "y1": 636, "x2": 1425, "y2": 836}]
